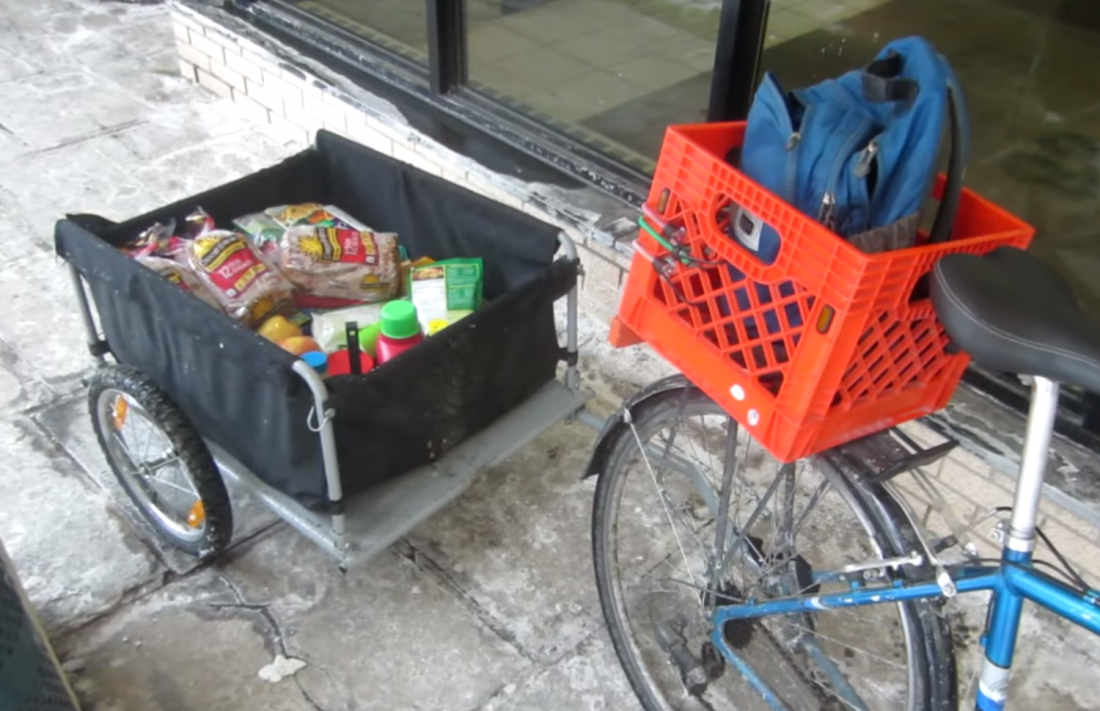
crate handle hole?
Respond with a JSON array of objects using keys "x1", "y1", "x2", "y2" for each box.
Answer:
[
  {"x1": 711, "y1": 194, "x2": 781, "y2": 268},
  {"x1": 908, "y1": 273, "x2": 933, "y2": 304}
]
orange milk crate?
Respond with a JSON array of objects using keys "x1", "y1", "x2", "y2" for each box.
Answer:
[{"x1": 611, "y1": 122, "x2": 1035, "y2": 462}]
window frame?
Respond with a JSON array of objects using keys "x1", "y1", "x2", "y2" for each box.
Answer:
[{"x1": 235, "y1": 0, "x2": 769, "y2": 202}]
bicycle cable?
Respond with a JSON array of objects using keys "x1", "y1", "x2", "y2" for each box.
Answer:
[{"x1": 990, "y1": 506, "x2": 1091, "y2": 592}]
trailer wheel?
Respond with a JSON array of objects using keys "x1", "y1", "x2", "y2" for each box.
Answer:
[{"x1": 88, "y1": 364, "x2": 232, "y2": 558}]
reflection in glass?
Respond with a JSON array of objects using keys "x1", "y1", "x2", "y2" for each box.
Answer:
[
  {"x1": 292, "y1": 0, "x2": 429, "y2": 63},
  {"x1": 761, "y1": 0, "x2": 1100, "y2": 316},
  {"x1": 467, "y1": 0, "x2": 721, "y2": 168}
]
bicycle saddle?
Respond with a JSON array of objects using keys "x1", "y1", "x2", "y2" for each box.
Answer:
[{"x1": 931, "y1": 247, "x2": 1100, "y2": 394}]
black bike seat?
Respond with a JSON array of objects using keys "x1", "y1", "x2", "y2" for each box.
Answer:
[{"x1": 931, "y1": 247, "x2": 1100, "y2": 394}]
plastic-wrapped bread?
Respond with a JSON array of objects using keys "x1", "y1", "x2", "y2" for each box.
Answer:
[
  {"x1": 185, "y1": 230, "x2": 296, "y2": 328},
  {"x1": 277, "y1": 225, "x2": 401, "y2": 303},
  {"x1": 136, "y1": 254, "x2": 225, "y2": 312}
]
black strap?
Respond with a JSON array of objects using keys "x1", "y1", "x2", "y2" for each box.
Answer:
[
  {"x1": 859, "y1": 50, "x2": 967, "y2": 245},
  {"x1": 928, "y1": 86, "x2": 965, "y2": 244},
  {"x1": 862, "y1": 52, "x2": 920, "y2": 104}
]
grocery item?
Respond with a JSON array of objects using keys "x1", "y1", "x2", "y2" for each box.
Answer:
[
  {"x1": 184, "y1": 207, "x2": 217, "y2": 237},
  {"x1": 265, "y1": 203, "x2": 368, "y2": 230},
  {"x1": 280, "y1": 335, "x2": 323, "y2": 356},
  {"x1": 185, "y1": 229, "x2": 296, "y2": 328},
  {"x1": 301, "y1": 351, "x2": 328, "y2": 375},
  {"x1": 135, "y1": 254, "x2": 223, "y2": 311},
  {"x1": 375, "y1": 300, "x2": 425, "y2": 366},
  {"x1": 327, "y1": 348, "x2": 374, "y2": 376},
  {"x1": 234, "y1": 211, "x2": 287, "y2": 260},
  {"x1": 310, "y1": 302, "x2": 385, "y2": 352},
  {"x1": 286, "y1": 310, "x2": 312, "y2": 331},
  {"x1": 257, "y1": 314, "x2": 301, "y2": 344},
  {"x1": 345, "y1": 322, "x2": 365, "y2": 375},
  {"x1": 126, "y1": 221, "x2": 187, "y2": 259},
  {"x1": 408, "y1": 258, "x2": 483, "y2": 334},
  {"x1": 277, "y1": 225, "x2": 400, "y2": 303},
  {"x1": 357, "y1": 321, "x2": 384, "y2": 357},
  {"x1": 398, "y1": 256, "x2": 436, "y2": 297}
]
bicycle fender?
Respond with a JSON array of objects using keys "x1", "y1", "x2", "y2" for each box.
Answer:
[{"x1": 581, "y1": 374, "x2": 694, "y2": 480}]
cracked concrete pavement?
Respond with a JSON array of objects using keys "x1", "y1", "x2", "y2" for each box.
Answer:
[
  {"x1": 0, "y1": 3, "x2": 668, "y2": 709},
  {"x1": 3, "y1": 1, "x2": 1100, "y2": 710}
]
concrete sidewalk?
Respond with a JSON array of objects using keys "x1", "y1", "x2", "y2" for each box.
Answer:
[{"x1": 2, "y1": 2, "x2": 1100, "y2": 710}]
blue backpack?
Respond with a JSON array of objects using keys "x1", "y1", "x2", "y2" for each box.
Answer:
[{"x1": 723, "y1": 36, "x2": 968, "y2": 334}]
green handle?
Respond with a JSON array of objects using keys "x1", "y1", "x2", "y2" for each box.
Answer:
[{"x1": 638, "y1": 217, "x2": 691, "y2": 265}]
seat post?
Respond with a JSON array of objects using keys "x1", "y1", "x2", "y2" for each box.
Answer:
[{"x1": 1006, "y1": 376, "x2": 1059, "y2": 554}]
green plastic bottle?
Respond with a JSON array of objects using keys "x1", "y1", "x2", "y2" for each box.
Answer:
[
  {"x1": 374, "y1": 301, "x2": 424, "y2": 365},
  {"x1": 357, "y1": 321, "x2": 384, "y2": 357}
]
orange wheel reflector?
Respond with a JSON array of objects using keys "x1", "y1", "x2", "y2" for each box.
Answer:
[
  {"x1": 186, "y1": 501, "x2": 206, "y2": 529},
  {"x1": 112, "y1": 396, "x2": 129, "y2": 430}
]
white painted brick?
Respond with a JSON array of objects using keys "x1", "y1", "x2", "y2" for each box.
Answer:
[
  {"x1": 465, "y1": 172, "x2": 526, "y2": 210},
  {"x1": 209, "y1": 60, "x2": 246, "y2": 93},
  {"x1": 441, "y1": 165, "x2": 469, "y2": 185},
  {"x1": 171, "y1": 11, "x2": 205, "y2": 35},
  {"x1": 301, "y1": 97, "x2": 351, "y2": 131},
  {"x1": 232, "y1": 89, "x2": 271, "y2": 125},
  {"x1": 345, "y1": 119, "x2": 393, "y2": 156},
  {"x1": 363, "y1": 114, "x2": 408, "y2": 144},
  {"x1": 245, "y1": 78, "x2": 284, "y2": 114},
  {"x1": 268, "y1": 111, "x2": 311, "y2": 147},
  {"x1": 284, "y1": 101, "x2": 325, "y2": 136},
  {"x1": 321, "y1": 89, "x2": 357, "y2": 111},
  {"x1": 173, "y1": 22, "x2": 190, "y2": 45},
  {"x1": 224, "y1": 51, "x2": 264, "y2": 84},
  {"x1": 195, "y1": 68, "x2": 232, "y2": 100},
  {"x1": 189, "y1": 32, "x2": 226, "y2": 65},
  {"x1": 201, "y1": 25, "x2": 242, "y2": 56},
  {"x1": 322, "y1": 114, "x2": 347, "y2": 134},
  {"x1": 261, "y1": 70, "x2": 303, "y2": 111},
  {"x1": 243, "y1": 49, "x2": 283, "y2": 81},
  {"x1": 291, "y1": 72, "x2": 326, "y2": 97},
  {"x1": 176, "y1": 42, "x2": 211, "y2": 74},
  {"x1": 178, "y1": 59, "x2": 197, "y2": 83},
  {"x1": 392, "y1": 143, "x2": 443, "y2": 177}
]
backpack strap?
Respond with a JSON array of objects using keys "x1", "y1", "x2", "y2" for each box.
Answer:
[
  {"x1": 928, "y1": 78, "x2": 968, "y2": 244},
  {"x1": 861, "y1": 51, "x2": 920, "y2": 104},
  {"x1": 859, "y1": 49, "x2": 970, "y2": 244}
]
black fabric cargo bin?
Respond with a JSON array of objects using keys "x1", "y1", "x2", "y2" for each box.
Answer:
[{"x1": 56, "y1": 130, "x2": 577, "y2": 510}]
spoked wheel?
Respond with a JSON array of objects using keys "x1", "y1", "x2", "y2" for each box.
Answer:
[
  {"x1": 88, "y1": 364, "x2": 232, "y2": 558},
  {"x1": 591, "y1": 383, "x2": 954, "y2": 711}
]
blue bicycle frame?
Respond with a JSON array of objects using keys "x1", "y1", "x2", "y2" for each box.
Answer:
[
  {"x1": 707, "y1": 376, "x2": 1095, "y2": 711},
  {"x1": 712, "y1": 549, "x2": 1100, "y2": 710}
]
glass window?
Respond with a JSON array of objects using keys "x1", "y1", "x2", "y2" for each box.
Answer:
[
  {"x1": 466, "y1": 0, "x2": 721, "y2": 171},
  {"x1": 761, "y1": 0, "x2": 1100, "y2": 317},
  {"x1": 293, "y1": 0, "x2": 429, "y2": 64}
]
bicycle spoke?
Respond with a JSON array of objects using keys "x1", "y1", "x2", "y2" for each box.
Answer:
[
  {"x1": 595, "y1": 390, "x2": 925, "y2": 711},
  {"x1": 708, "y1": 416, "x2": 740, "y2": 610},
  {"x1": 628, "y1": 415, "x2": 698, "y2": 590},
  {"x1": 141, "y1": 471, "x2": 199, "y2": 500},
  {"x1": 790, "y1": 479, "x2": 829, "y2": 544}
]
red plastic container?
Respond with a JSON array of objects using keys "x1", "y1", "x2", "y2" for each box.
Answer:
[
  {"x1": 375, "y1": 300, "x2": 425, "y2": 366},
  {"x1": 328, "y1": 349, "x2": 374, "y2": 376},
  {"x1": 611, "y1": 121, "x2": 1036, "y2": 462}
]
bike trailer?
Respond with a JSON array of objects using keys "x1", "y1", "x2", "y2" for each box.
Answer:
[{"x1": 55, "y1": 130, "x2": 582, "y2": 517}]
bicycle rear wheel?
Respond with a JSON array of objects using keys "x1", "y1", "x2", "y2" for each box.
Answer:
[{"x1": 590, "y1": 383, "x2": 955, "y2": 711}]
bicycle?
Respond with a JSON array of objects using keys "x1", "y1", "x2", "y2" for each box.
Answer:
[{"x1": 587, "y1": 245, "x2": 1100, "y2": 710}]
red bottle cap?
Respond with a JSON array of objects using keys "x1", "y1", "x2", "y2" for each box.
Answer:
[{"x1": 327, "y1": 349, "x2": 374, "y2": 375}]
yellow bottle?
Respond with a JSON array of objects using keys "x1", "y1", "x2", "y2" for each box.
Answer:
[{"x1": 258, "y1": 315, "x2": 301, "y2": 343}]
